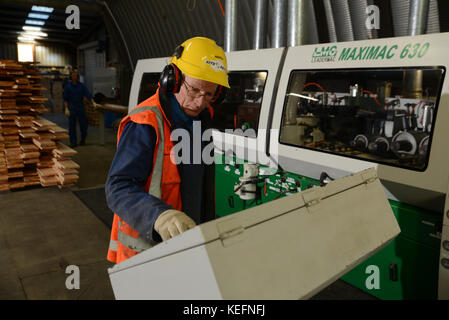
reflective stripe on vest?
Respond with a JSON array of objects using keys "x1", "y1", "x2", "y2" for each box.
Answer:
[
  {"x1": 117, "y1": 220, "x2": 158, "y2": 252},
  {"x1": 111, "y1": 105, "x2": 166, "y2": 253},
  {"x1": 128, "y1": 105, "x2": 165, "y2": 199},
  {"x1": 109, "y1": 239, "x2": 118, "y2": 251}
]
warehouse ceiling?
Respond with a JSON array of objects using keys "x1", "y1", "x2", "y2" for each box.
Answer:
[{"x1": 0, "y1": 0, "x2": 103, "y2": 46}]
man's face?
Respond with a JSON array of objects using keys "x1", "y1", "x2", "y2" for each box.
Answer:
[
  {"x1": 175, "y1": 75, "x2": 217, "y2": 117},
  {"x1": 71, "y1": 72, "x2": 78, "y2": 83}
]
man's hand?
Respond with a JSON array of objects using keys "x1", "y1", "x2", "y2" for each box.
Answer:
[
  {"x1": 92, "y1": 101, "x2": 101, "y2": 110},
  {"x1": 65, "y1": 108, "x2": 70, "y2": 117},
  {"x1": 154, "y1": 210, "x2": 196, "y2": 241}
]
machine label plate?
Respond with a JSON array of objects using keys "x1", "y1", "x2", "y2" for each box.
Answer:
[{"x1": 312, "y1": 42, "x2": 430, "y2": 63}]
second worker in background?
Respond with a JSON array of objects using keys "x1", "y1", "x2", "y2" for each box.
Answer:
[{"x1": 63, "y1": 70, "x2": 99, "y2": 148}]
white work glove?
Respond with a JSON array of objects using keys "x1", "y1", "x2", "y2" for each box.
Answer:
[
  {"x1": 65, "y1": 108, "x2": 70, "y2": 117},
  {"x1": 154, "y1": 209, "x2": 196, "y2": 241}
]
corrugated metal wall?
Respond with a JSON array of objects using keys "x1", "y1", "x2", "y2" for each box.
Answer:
[
  {"x1": 0, "y1": 42, "x2": 72, "y2": 66},
  {"x1": 35, "y1": 44, "x2": 73, "y2": 67},
  {"x1": 102, "y1": 0, "x2": 449, "y2": 105},
  {"x1": 104, "y1": 0, "x2": 309, "y2": 63},
  {"x1": 106, "y1": 0, "x2": 225, "y2": 64},
  {"x1": 0, "y1": 42, "x2": 18, "y2": 61},
  {"x1": 104, "y1": 0, "x2": 448, "y2": 63},
  {"x1": 103, "y1": 0, "x2": 267, "y2": 105}
]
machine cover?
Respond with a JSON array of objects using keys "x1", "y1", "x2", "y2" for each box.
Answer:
[{"x1": 108, "y1": 167, "x2": 400, "y2": 299}]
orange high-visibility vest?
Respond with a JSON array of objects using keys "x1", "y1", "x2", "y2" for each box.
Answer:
[{"x1": 107, "y1": 89, "x2": 213, "y2": 264}]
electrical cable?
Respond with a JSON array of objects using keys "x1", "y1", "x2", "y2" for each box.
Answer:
[
  {"x1": 303, "y1": 82, "x2": 326, "y2": 93},
  {"x1": 361, "y1": 89, "x2": 382, "y2": 107},
  {"x1": 217, "y1": 0, "x2": 225, "y2": 17},
  {"x1": 412, "y1": 101, "x2": 422, "y2": 115}
]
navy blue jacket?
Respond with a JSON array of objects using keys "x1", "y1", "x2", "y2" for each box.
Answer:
[
  {"x1": 105, "y1": 91, "x2": 216, "y2": 242},
  {"x1": 63, "y1": 81, "x2": 92, "y2": 114}
]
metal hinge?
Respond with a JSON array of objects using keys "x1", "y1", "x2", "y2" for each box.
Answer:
[
  {"x1": 302, "y1": 188, "x2": 322, "y2": 213},
  {"x1": 219, "y1": 226, "x2": 244, "y2": 240},
  {"x1": 217, "y1": 219, "x2": 245, "y2": 247},
  {"x1": 361, "y1": 169, "x2": 377, "y2": 184}
]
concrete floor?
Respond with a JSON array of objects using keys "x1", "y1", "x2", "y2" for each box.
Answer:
[
  {"x1": 0, "y1": 112, "x2": 375, "y2": 300},
  {"x1": 0, "y1": 187, "x2": 115, "y2": 299},
  {"x1": 0, "y1": 112, "x2": 118, "y2": 300}
]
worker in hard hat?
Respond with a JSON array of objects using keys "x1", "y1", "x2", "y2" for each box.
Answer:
[{"x1": 105, "y1": 37, "x2": 230, "y2": 264}]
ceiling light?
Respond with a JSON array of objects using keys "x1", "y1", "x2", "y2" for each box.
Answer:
[
  {"x1": 23, "y1": 26, "x2": 42, "y2": 32},
  {"x1": 22, "y1": 31, "x2": 47, "y2": 38},
  {"x1": 19, "y1": 34, "x2": 38, "y2": 40},
  {"x1": 31, "y1": 5, "x2": 54, "y2": 13},
  {"x1": 25, "y1": 19, "x2": 45, "y2": 26},
  {"x1": 18, "y1": 36, "x2": 35, "y2": 43},
  {"x1": 19, "y1": 31, "x2": 37, "y2": 38},
  {"x1": 28, "y1": 13, "x2": 49, "y2": 20}
]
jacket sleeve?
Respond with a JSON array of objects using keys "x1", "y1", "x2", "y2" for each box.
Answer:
[
  {"x1": 63, "y1": 85, "x2": 69, "y2": 102},
  {"x1": 105, "y1": 121, "x2": 172, "y2": 242},
  {"x1": 82, "y1": 83, "x2": 93, "y2": 100}
]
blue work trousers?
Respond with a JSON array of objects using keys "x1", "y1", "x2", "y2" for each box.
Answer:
[{"x1": 69, "y1": 111, "x2": 88, "y2": 144}]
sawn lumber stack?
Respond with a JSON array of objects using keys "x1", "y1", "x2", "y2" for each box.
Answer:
[{"x1": 0, "y1": 60, "x2": 79, "y2": 191}]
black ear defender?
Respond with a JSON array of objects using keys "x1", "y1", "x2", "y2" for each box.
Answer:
[
  {"x1": 159, "y1": 45, "x2": 185, "y2": 93},
  {"x1": 159, "y1": 64, "x2": 182, "y2": 93}
]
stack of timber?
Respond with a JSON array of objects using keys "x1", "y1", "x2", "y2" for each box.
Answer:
[
  {"x1": 0, "y1": 60, "x2": 23, "y2": 190},
  {"x1": 52, "y1": 143, "x2": 79, "y2": 188},
  {"x1": 0, "y1": 60, "x2": 79, "y2": 191}
]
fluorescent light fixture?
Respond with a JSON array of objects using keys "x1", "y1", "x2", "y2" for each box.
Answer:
[
  {"x1": 25, "y1": 19, "x2": 45, "y2": 26},
  {"x1": 18, "y1": 37, "x2": 35, "y2": 43},
  {"x1": 22, "y1": 31, "x2": 48, "y2": 38},
  {"x1": 28, "y1": 13, "x2": 50, "y2": 20},
  {"x1": 23, "y1": 26, "x2": 42, "y2": 32},
  {"x1": 31, "y1": 5, "x2": 54, "y2": 13},
  {"x1": 19, "y1": 31, "x2": 37, "y2": 39}
]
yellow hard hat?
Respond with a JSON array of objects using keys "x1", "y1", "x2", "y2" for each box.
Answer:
[{"x1": 170, "y1": 37, "x2": 230, "y2": 88}]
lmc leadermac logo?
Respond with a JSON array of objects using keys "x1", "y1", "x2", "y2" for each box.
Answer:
[{"x1": 311, "y1": 45, "x2": 338, "y2": 63}]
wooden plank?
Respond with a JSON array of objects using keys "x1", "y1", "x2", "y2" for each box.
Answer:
[
  {"x1": 40, "y1": 175, "x2": 58, "y2": 186},
  {"x1": 54, "y1": 168, "x2": 78, "y2": 175},
  {"x1": 33, "y1": 118, "x2": 56, "y2": 127},
  {"x1": 4, "y1": 135, "x2": 19, "y2": 141},
  {"x1": 53, "y1": 142, "x2": 77, "y2": 156},
  {"x1": 22, "y1": 151, "x2": 40, "y2": 159},
  {"x1": 0, "y1": 81, "x2": 14, "y2": 87},
  {"x1": 37, "y1": 168, "x2": 57, "y2": 177},
  {"x1": 7, "y1": 170, "x2": 23, "y2": 179},
  {"x1": 23, "y1": 158, "x2": 39, "y2": 165},
  {"x1": 54, "y1": 159, "x2": 80, "y2": 170},
  {"x1": 9, "y1": 179, "x2": 27, "y2": 189},
  {"x1": 20, "y1": 143, "x2": 39, "y2": 152},
  {"x1": 48, "y1": 126, "x2": 68, "y2": 134},
  {"x1": 32, "y1": 138, "x2": 56, "y2": 150},
  {"x1": 19, "y1": 132, "x2": 39, "y2": 139},
  {"x1": 0, "y1": 109, "x2": 18, "y2": 114},
  {"x1": 0, "y1": 115, "x2": 18, "y2": 120},
  {"x1": 53, "y1": 134, "x2": 69, "y2": 140},
  {"x1": 28, "y1": 97, "x2": 48, "y2": 103}
]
